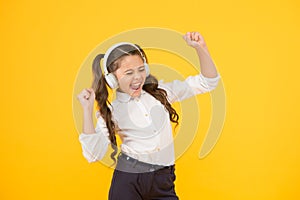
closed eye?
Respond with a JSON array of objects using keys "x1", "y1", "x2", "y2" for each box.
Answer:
[
  {"x1": 139, "y1": 66, "x2": 145, "y2": 71},
  {"x1": 125, "y1": 71, "x2": 133, "y2": 75},
  {"x1": 124, "y1": 69, "x2": 134, "y2": 75}
]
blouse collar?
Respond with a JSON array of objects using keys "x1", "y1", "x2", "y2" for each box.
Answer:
[{"x1": 116, "y1": 90, "x2": 146, "y2": 103}]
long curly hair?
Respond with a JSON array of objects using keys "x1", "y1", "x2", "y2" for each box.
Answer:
[{"x1": 91, "y1": 44, "x2": 179, "y2": 164}]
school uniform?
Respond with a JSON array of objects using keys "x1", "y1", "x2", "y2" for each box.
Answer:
[{"x1": 79, "y1": 73, "x2": 220, "y2": 200}]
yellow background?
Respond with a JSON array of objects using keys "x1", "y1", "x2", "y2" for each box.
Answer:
[{"x1": 1, "y1": 0, "x2": 300, "y2": 199}]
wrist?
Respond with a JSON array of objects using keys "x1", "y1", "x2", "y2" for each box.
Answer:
[
  {"x1": 83, "y1": 105, "x2": 93, "y2": 114},
  {"x1": 195, "y1": 45, "x2": 208, "y2": 52},
  {"x1": 196, "y1": 46, "x2": 211, "y2": 57}
]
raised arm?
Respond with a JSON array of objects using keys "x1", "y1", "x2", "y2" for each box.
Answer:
[
  {"x1": 183, "y1": 31, "x2": 218, "y2": 78},
  {"x1": 77, "y1": 88, "x2": 110, "y2": 163},
  {"x1": 158, "y1": 32, "x2": 221, "y2": 103}
]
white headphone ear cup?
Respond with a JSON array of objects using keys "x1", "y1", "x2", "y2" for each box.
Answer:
[
  {"x1": 105, "y1": 73, "x2": 119, "y2": 89},
  {"x1": 144, "y1": 62, "x2": 150, "y2": 77}
]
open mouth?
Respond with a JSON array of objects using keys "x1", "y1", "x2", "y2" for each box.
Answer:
[{"x1": 130, "y1": 82, "x2": 142, "y2": 91}]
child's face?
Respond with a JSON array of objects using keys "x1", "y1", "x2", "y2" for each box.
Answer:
[{"x1": 114, "y1": 55, "x2": 147, "y2": 97}]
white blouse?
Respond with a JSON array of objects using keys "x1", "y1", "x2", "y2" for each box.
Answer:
[{"x1": 78, "y1": 73, "x2": 221, "y2": 166}]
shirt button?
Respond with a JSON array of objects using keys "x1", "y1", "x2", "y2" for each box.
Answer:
[
  {"x1": 149, "y1": 167, "x2": 155, "y2": 172},
  {"x1": 145, "y1": 114, "x2": 148, "y2": 117}
]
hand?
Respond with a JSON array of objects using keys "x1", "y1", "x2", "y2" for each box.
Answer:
[
  {"x1": 183, "y1": 32, "x2": 208, "y2": 50},
  {"x1": 76, "y1": 88, "x2": 95, "y2": 110}
]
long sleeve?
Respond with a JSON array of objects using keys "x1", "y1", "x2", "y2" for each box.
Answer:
[
  {"x1": 158, "y1": 73, "x2": 221, "y2": 103},
  {"x1": 78, "y1": 112, "x2": 111, "y2": 163}
]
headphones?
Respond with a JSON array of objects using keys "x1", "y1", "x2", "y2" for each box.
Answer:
[{"x1": 102, "y1": 42, "x2": 150, "y2": 89}]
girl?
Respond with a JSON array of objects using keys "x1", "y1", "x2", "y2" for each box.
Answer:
[{"x1": 77, "y1": 31, "x2": 220, "y2": 200}]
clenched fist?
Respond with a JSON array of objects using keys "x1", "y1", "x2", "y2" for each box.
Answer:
[
  {"x1": 183, "y1": 31, "x2": 208, "y2": 50},
  {"x1": 77, "y1": 88, "x2": 95, "y2": 110}
]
